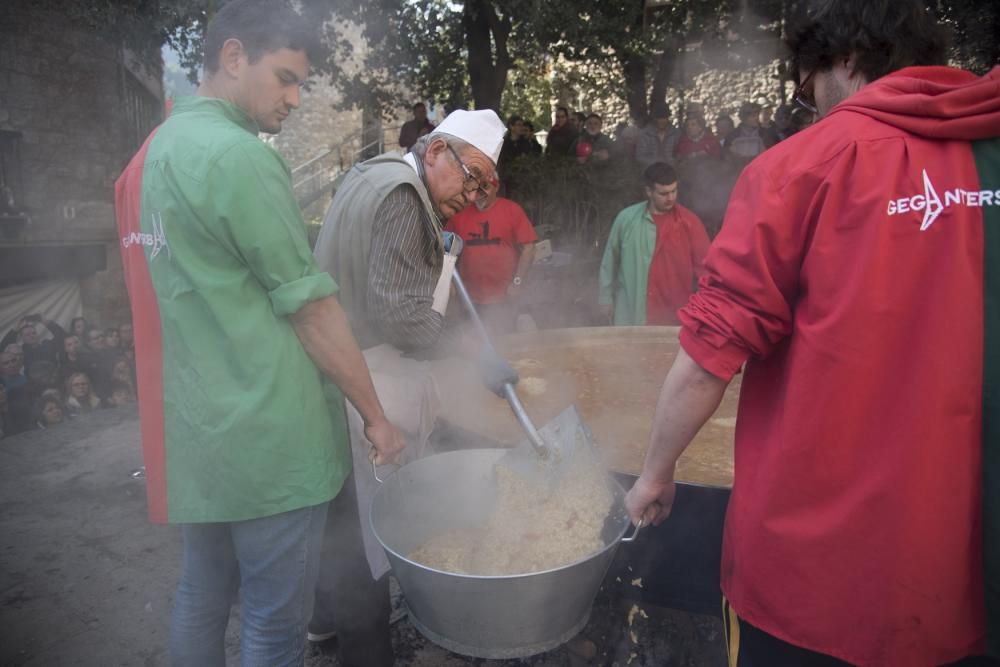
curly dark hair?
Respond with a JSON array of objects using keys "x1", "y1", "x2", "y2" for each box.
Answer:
[
  {"x1": 203, "y1": 0, "x2": 321, "y2": 74},
  {"x1": 787, "y1": 0, "x2": 948, "y2": 83}
]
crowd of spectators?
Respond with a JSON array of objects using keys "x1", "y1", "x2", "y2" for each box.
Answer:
[
  {"x1": 489, "y1": 98, "x2": 815, "y2": 243},
  {"x1": 532, "y1": 99, "x2": 813, "y2": 165},
  {"x1": 0, "y1": 314, "x2": 137, "y2": 439}
]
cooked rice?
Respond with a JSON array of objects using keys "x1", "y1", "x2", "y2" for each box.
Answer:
[{"x1": 408, "y1": 461, "x2": 613, "y2": 575}]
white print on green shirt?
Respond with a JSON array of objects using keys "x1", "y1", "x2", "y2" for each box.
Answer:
[{"x1": 121, "y1": 211, "x2": 170, "y2": 261}]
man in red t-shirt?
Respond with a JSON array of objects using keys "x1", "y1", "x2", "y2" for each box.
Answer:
[{"x1": 445, "y1": 180, "x2": 537, "y2": 335}]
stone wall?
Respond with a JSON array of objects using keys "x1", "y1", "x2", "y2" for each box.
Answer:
[
  {"x1": 551, "y1": 55, "x2": 792, "y2": 127},
  {"x1": 0, "y1": 5, "x2": 163, "y2": 327},
  {"x1": 668, "y1": 61, "x2": 793, "y2": 122}
]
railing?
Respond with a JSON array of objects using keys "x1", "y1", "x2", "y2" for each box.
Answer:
[{"x1": 292, "y1": 124, "x2": 403, "y2": 209}]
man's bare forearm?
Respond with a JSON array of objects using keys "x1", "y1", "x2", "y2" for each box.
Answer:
[
  {"x1": 515, "y1": 244, "x2": 535, "y2": 282},
  {"x1": 640, "y1": 347, "x2": 730, "y2": 483},
  {"x1": 292, "y1": 295, "x2": 386, "y2": 428}
]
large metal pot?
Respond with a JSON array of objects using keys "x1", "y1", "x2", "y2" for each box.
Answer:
[{"x1": 370, "y1": 448, "x2": 635, "y2": 659}]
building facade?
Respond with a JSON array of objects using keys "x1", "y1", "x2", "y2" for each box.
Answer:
[{"x1": 0, "y1": 5, "x2": 163, "y2": 333}]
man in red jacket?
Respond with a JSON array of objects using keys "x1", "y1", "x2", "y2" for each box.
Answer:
[{"x1": 624, "y1": 0, "x2": 1000, "y2": 665}]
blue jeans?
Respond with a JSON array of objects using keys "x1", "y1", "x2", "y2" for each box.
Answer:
[{"x1": 169, "y1": 503, "x2": 329, "y2": 667}]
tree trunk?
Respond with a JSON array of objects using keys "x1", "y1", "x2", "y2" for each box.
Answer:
[
  {"x1": 648, "y1": 35, "x2": 675, "y2": 115},
  {"x1": 462, "y1": 0, "x2": 511, "y2": 111},
  {"x1": 622, "y1": 53, "x2": 648, "y2": 121}
]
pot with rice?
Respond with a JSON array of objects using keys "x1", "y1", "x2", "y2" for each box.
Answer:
[
  {"x1": 372, "y1": 326, "x2": 738, "y2": 657},
  {"x1": 369, "y1": 448, "x2": 638, "y2": 659}
]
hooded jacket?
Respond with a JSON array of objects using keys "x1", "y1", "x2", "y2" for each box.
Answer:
[{"x1": 679, "y1": 66, "x2": 1000, "y2": 666}]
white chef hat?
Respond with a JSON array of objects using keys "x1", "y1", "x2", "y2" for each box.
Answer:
[{"x1": 434, "y1": 109, "x2": 506, "y2": 165}]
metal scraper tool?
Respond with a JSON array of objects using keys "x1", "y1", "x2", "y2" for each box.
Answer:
[{"x1": 451, "y1": 268, "x2": 601, "y2": 480}]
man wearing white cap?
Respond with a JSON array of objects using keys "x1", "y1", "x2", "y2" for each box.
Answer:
[{"x1": 310, "y1": 109, "x2": 507, "y2": 666}]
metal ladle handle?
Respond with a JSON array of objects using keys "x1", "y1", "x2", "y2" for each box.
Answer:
[
  {"x1": 621, "y1": 518, "x2": 643, "y2": 543},
  {"x1": 452, "y1": 269, "x2": 548, "y2": 457}
]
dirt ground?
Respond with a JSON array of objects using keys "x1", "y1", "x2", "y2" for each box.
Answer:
[{"x1": 0, "y1": 407, "x2": 726, "y2": 667}]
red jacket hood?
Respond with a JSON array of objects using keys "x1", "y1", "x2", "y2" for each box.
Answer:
[{"x1": 833, "y1": 65, "x2": 1000, "y2": 142}]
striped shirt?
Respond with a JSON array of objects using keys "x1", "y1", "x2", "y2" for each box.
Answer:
[{"x1": 367, "y1": 184, "x2": 445, "y2": 350}]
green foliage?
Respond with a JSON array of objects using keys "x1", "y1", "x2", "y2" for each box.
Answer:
[
  {"x1": 500, "y1": 57, "x2": 555, "y2": 131},
  {"x1": 502, "y1": 154, "x2": 642, "y2": 250},
  {"x1": 933, "y1": 1, "x2": 1000, "y2": 75},
  {"x1": 31, "y1": 0, "x2": 999, "y2": 117}
]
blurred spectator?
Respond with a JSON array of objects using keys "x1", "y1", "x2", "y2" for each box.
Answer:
[
  {"x1": 107, "y1": 381, "x2": 137, "y2": 407},
  {"x1": 522, "y1": 122, "x2": 543, "y2": 154},
  {"x1": 791, "y1": 107, "x2": 815, "y2": 133},
  {"x1": 545, "y1": 106, "x2": 577, "y2": 157},
  {"x1": 58, "y1": 334, "x2": 96, "y2": 382},
  {"x1": 570, "y1": 112, "x2": 587, "y2": 134},
  {"x1": 499, "y1": 115, "x2": 541, "y2": 198},
  {"x1": 0, "y1": 350, "x2": 25, "y2": 390},
  {"x1": 599, "y1": 162, "x2": 709, "y2": 326},
  {"x1": 771, "y1": 105, "x2": 797, "y2": 143},
  {"x1": 500, "y1": 116, "x2": 541, "y2": 162},
  {"x1": 105, "y1": 327, "x2": 121, "y2": 350},
  {"x1": 726, "y1": 102, "x2": 767, "y2": 161},
  {"x1": 70, "y1": 317, "x2": 87, "y2": 339},
  {"x1": 64, "y1": 372, "x2": 101, "y2": 415},
  {"x1": 615, "y1": 114, "x2": 644, "y2": 163},
  {"x1": 676, "y1": 150, "x2": 742, "y2": 238},
  {"x1": 445, "y1": 178, "x2": 537, "y2": 337},
  {"x1": 83, "y1": 327, "x2": 106, "y2": 354},
  {"x1": 398, "y1": 102, "x2": 435, "y2": 152},
  {"x1": 675, "y1": 114, "x2": 722, "y2": 160},
  {"x1": 572, "y1": 114, "x2": 614, "y2": 165},
  {"x1": 119, "y1": 322, "x2": 134, "y2": 349},
  {"x1": 0, "y1": 315, "x2": 67, "y2": 368},
  {"x1": 636, "y1": 105, "x2": 680, "y2": 170},
  {"x1": 760, "y1": 105, "x2": 775, "y2": 130},
  {"x1": 119, "y1": 322, "x2": 135, "y2": 363},
  {"x1": 34, "y1": 395, "x2": 64, "y2": 429},
  {"x1": 6, "y1": 360, "x2": 60, "y2": 434},
  {"x1": 715, "y1": 114, "x2": 735, "y2": 151},
  {"x1": 110, "y1": 357, "x2": 136, "y2": 397},
  {"x1": 82, "y1": 326, "x2": 115, "y2": 395}
]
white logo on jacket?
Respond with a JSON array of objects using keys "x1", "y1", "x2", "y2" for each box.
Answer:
[
  {"x1": 887, "y1": 170, "x2": 1000, "y2": 231},
  {"x1": 121, "y1": 212, "x2": 170, "y2": 260}
]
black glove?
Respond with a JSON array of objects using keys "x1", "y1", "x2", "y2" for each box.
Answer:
[{"x1": 479, "y1": 350, "x2": 519, "y2": 397}]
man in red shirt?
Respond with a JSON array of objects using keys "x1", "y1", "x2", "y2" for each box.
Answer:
[
  {"x1": 445, "y1": 180, "x2": 537, "y2": 336},
  {"x1": 598, "y1": 163, "x2": 710, "y2": 326},
  {"x1": 625, "y1": 0, "x2": 1000, "y2": 665}
]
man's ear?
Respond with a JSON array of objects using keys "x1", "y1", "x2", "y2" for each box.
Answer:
[
  {"x1": 424, "y1": 138, "x2": 448, "y2": 167},
  {"x1": 219, "y1": 38, "x2": 246, "y2": 79}
]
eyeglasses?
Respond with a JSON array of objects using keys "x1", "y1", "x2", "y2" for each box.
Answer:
[
  {"x1": 793, "y1": 69, "x2": 818, "y2": 115},
  {"x1": 445, "y1": 144, "x2": 490, "y2": 201}
]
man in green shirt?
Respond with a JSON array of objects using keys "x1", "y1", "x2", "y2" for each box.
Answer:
[
  {"x1": 598, "y1": 163, "x2": 710, "y2": 326},
  {"x1": 114, "y1": 1, "x2": 404, "y2": 664}
]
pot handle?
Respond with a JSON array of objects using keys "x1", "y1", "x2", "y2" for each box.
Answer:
[
  {"x1": 621, "y1": 518, "x2": 643, "y2": 543},
  {"x1": 372, "y1": 459, "x2": 384, "y2": 484}
]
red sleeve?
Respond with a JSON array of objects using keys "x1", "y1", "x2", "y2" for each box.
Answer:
[
  {"x1": 678, "y1": 158, "x2": 812, "y2": 381},
  {"x1": 508, "y1": 201, "x2": 538, "y2": 244}
]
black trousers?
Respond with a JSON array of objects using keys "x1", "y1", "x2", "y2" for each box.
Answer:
[
  {"x1": 724, "y1": 598, "x2": 999, "y2": 667},
  {"x1": 311, "y1": 472, "x2": 394, "y2": 667}
]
